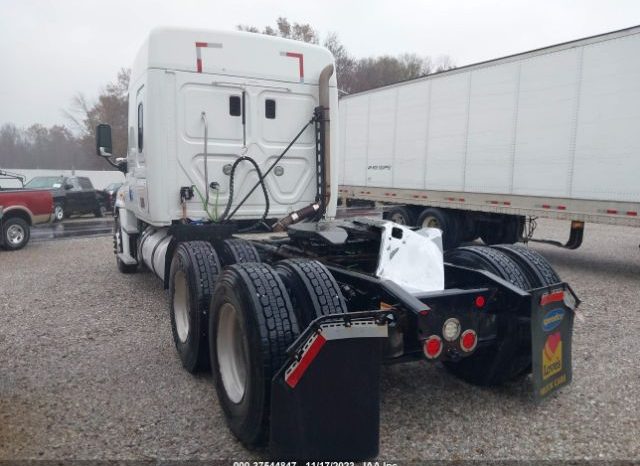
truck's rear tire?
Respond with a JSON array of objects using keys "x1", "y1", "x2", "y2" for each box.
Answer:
[
  {"x1": 384, "y1": 206, "x2": 415, "y2": 226},
  {"x1": 275, "y1": 259, "x2": 347, "y2": 327},
  {"x1": 1, "y1": 217, "x2": 30, "y2": 250},
  {"x1": 209, "y1": 263, "x2": 300, "y2": 447},
  {"x1": 417, "y1": 208, "x2": 460, "y2": 249},
  {"x1": 218, "y1": 238, "x2": 261, "y2": 266},
  {"x1": 443, "y1": 246, "x2": 533, "y2": 386},
  {"x1": 170, "y1": 241, "x2": 222, "y2": 373},
  {"x1": 492, "y1": 244, "x2": 560, "y2": 287}
]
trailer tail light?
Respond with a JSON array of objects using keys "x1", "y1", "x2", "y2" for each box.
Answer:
[
  {"x1": 423, "y1": 336, "x2": 443, "y2": 359},
  {"x1": 475, "y1": 295, "x2": 486, "y2": 308},
  {"x1": 460, "y1": 330, "x2": 477, "y2": 352}
]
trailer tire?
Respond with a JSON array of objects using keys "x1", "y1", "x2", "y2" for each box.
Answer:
[
  {"x1": 275, "y1": 259, "x2": 347, "y2": 327},
  {"x1": 170, "y1": 241, "x2": 222, "y2": 373},
  {"x1": 209, "y1": 263, "x2": 300, "y2": 447},
  {"x1": 218, "y1": 238, "x2": 261, "y2": 266},
  {"x1": 1, "y1": 216, "x2": 30, "y2": 250},
  {"x1": 492, "y1": 244, "x2": 560, "y2": 287},
  {"x1": 384, "y1": 206, "x2": 415, "y2": 226},
  {"x1": 417, "y1": 208, "x2": 460, "y2": 249},
  {"x1": 443, "y1": 245, "x2": 532, "y2": 385}
]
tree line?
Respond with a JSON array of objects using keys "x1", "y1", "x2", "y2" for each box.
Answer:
[{"x1": 1, "y1": 18, "x2": 454, "y2": 171}]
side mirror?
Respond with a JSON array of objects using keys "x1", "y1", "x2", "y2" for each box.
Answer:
[
  {"x1": 96, "y1": 124, "x2": 113, "y2": 157},
  {"x1": 65, "y1": 183, "x2": 74, "y2": 190}
]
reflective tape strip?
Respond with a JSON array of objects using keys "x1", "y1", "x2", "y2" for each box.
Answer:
[
  {"x1": 281, "y1": 51, "x2": 304, "y2": 82},
  {"x1": 285, "y1": 333, "x2": 326, "y2": 388},
  {"x1": 540, "y1": 290, "x2": 564, "y2": 306},
  {"x1": 194, "y1": 42, "x2": 223, "y2": 73},
  {"x1": 284, "y1": 320, "x2": 387, "y2": 388}
]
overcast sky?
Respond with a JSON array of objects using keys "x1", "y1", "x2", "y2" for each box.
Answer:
[{"x1": 2, "y1": 0, "x2": 640, "y2": 129}]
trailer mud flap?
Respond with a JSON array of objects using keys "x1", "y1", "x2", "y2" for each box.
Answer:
[
  {"x1": 530, "y1": 284, "x2": 579, "y2": 401},
  {"x1": 269, "y1": 314, "x2": 388, "y2": 460}
]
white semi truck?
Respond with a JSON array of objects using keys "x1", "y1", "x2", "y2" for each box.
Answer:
[
  {"x1": 95, "y1": 28, "x2": 579, "y2": 460},
  {"x1": 339, "y1": 25, "x2": 640, "y2": 250}
]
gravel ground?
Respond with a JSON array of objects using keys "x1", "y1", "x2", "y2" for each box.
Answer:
[{"x1": 0, "y1": 219, "x2": 638, "y2": 461}]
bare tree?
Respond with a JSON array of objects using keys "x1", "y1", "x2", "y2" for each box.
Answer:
[
  {"x1": 237, "y1": 18, "x2": 455, "y2": 95},
  {"x1": 65, "y1": 68, "x2": 130, "y2": 158}
]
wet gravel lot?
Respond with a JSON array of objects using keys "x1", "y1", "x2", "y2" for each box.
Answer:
[{"x1": 1, "y1": 219, "x2": 639, "y2": 461}]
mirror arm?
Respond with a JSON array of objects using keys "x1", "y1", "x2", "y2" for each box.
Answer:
[{"x1": 99, "y1": 147, "x2": 127, "y2": 173}]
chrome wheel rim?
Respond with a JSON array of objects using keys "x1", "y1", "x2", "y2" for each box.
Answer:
[
  {"x1": 54, "y1": 206, "x2": 64, "y2": 221},
  {"x1": 422, "y1": 216, "x2": 441, "y2": 229},
  {"x1": 6, "y1": 224, "x2": 25, "y2": 245},
  {"x1": 173, "y1": 270, "x2": 190, "y2": 343},
  {"x1": 217, "y1": 302, "x2": 248, "y2": 404},
  {"x1": 390, "y1": 212, "x2": 408, "y2": 225}
]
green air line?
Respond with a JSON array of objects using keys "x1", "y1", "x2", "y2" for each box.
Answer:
[{"x1": 192, "y1": 184, "x2": 218, "y2": 222}]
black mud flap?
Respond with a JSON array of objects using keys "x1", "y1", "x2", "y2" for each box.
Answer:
[
  {"x1": 269, "y1": 312, "x2": 388, "y2": 460},
  {"x1": 530, "y1": 284, "x2": 580, "y2": 401}
]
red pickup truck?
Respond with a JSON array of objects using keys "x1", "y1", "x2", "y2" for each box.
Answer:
[{"x1": 0, "y1": 189, "x2": 53, "y2": 250}]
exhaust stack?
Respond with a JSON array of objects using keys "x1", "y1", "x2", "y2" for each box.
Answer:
[{"x1": 318, "y1": 64, "x2": 334, "y2": 213}]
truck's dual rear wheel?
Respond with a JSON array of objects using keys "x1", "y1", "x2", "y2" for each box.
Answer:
[
  {"x1": 209, "y1": 258, "x2": 346, "y2": 447},
  {"x1": 443, "y1": 245, "x2": 559, "y2": 386},
  {"x1": 209, "y1": 263, "x2": 300, "y2": 446},
  {"x1": 169, "y1": 241, "x2": 222, "y2": 373}
]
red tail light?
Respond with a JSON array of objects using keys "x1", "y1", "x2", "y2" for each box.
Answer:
[
  {"x1": 474, "y1": 295, "x2": 486, "y2": 308},
  {"x1": 423, "y1": 335, "x2": 443, "y2": 359},
  {"x1": 460, "y1": 330, "x2": 477, "y2": 352}
]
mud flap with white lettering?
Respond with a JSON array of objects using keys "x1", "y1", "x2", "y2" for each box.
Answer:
[
  {"x1": 269, "y1": 313, "x2": 388, "y2": 460},
  {"x1": 530, "y1": 284, "x2": 579, "y2": 401}
]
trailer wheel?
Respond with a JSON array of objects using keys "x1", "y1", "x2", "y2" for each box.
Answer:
[
  {"x1": 443, "y1": 245, "x2": 533, "y2": 385},
  {"x1": 384, "y1": 206, "x2": 415, "y2": 226},
  {"x1": 492, "y1": 244, "x2": 560, "y2": 287},
  {"x1": 1, "y1": 217, "x2": 30, "y2": 250},
  {"x1": 417, "y1": 208, "x2": 460, "y2": 249},
  {"x1": 275, "y1": 259, "x2": 347, "y2": 327},
  {"x1": 209, "y1": 263, "x2": 300, "y2": 446},
  {"x1": 170, "y1": 241, "x2": 222, "y2": 373},
  {"x1": 218, "y1": 238, "x2": 261, "y2": 266}
]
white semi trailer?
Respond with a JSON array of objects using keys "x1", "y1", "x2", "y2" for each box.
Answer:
[
  {"x1": 339, "y1": 25, "x2": 640, "y2": 249},
  {"x1": 95, "y1": 28, "x2": 579, "y2": 460}
]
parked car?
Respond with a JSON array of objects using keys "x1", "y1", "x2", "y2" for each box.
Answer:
[
  {"x1": 102, "y1": 182, "x2": 123, "y2": 211},
  {"x1": 0, "y1": 189, "x2": 53, "y2": 250},
  {"x1": 24, "y1": 176, "x2": 107, "y2": 221}
]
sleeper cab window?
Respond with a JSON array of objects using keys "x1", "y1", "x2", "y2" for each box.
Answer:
[
  {"x1": 229, "y1": 96, "x2": 241, "y2": 116},
  {"x1": 137, "y1": 103, "x2": 143, "y2": 152},
  {"x1": 265, "y1": 99, "x2": 276, "y2": 119}
]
